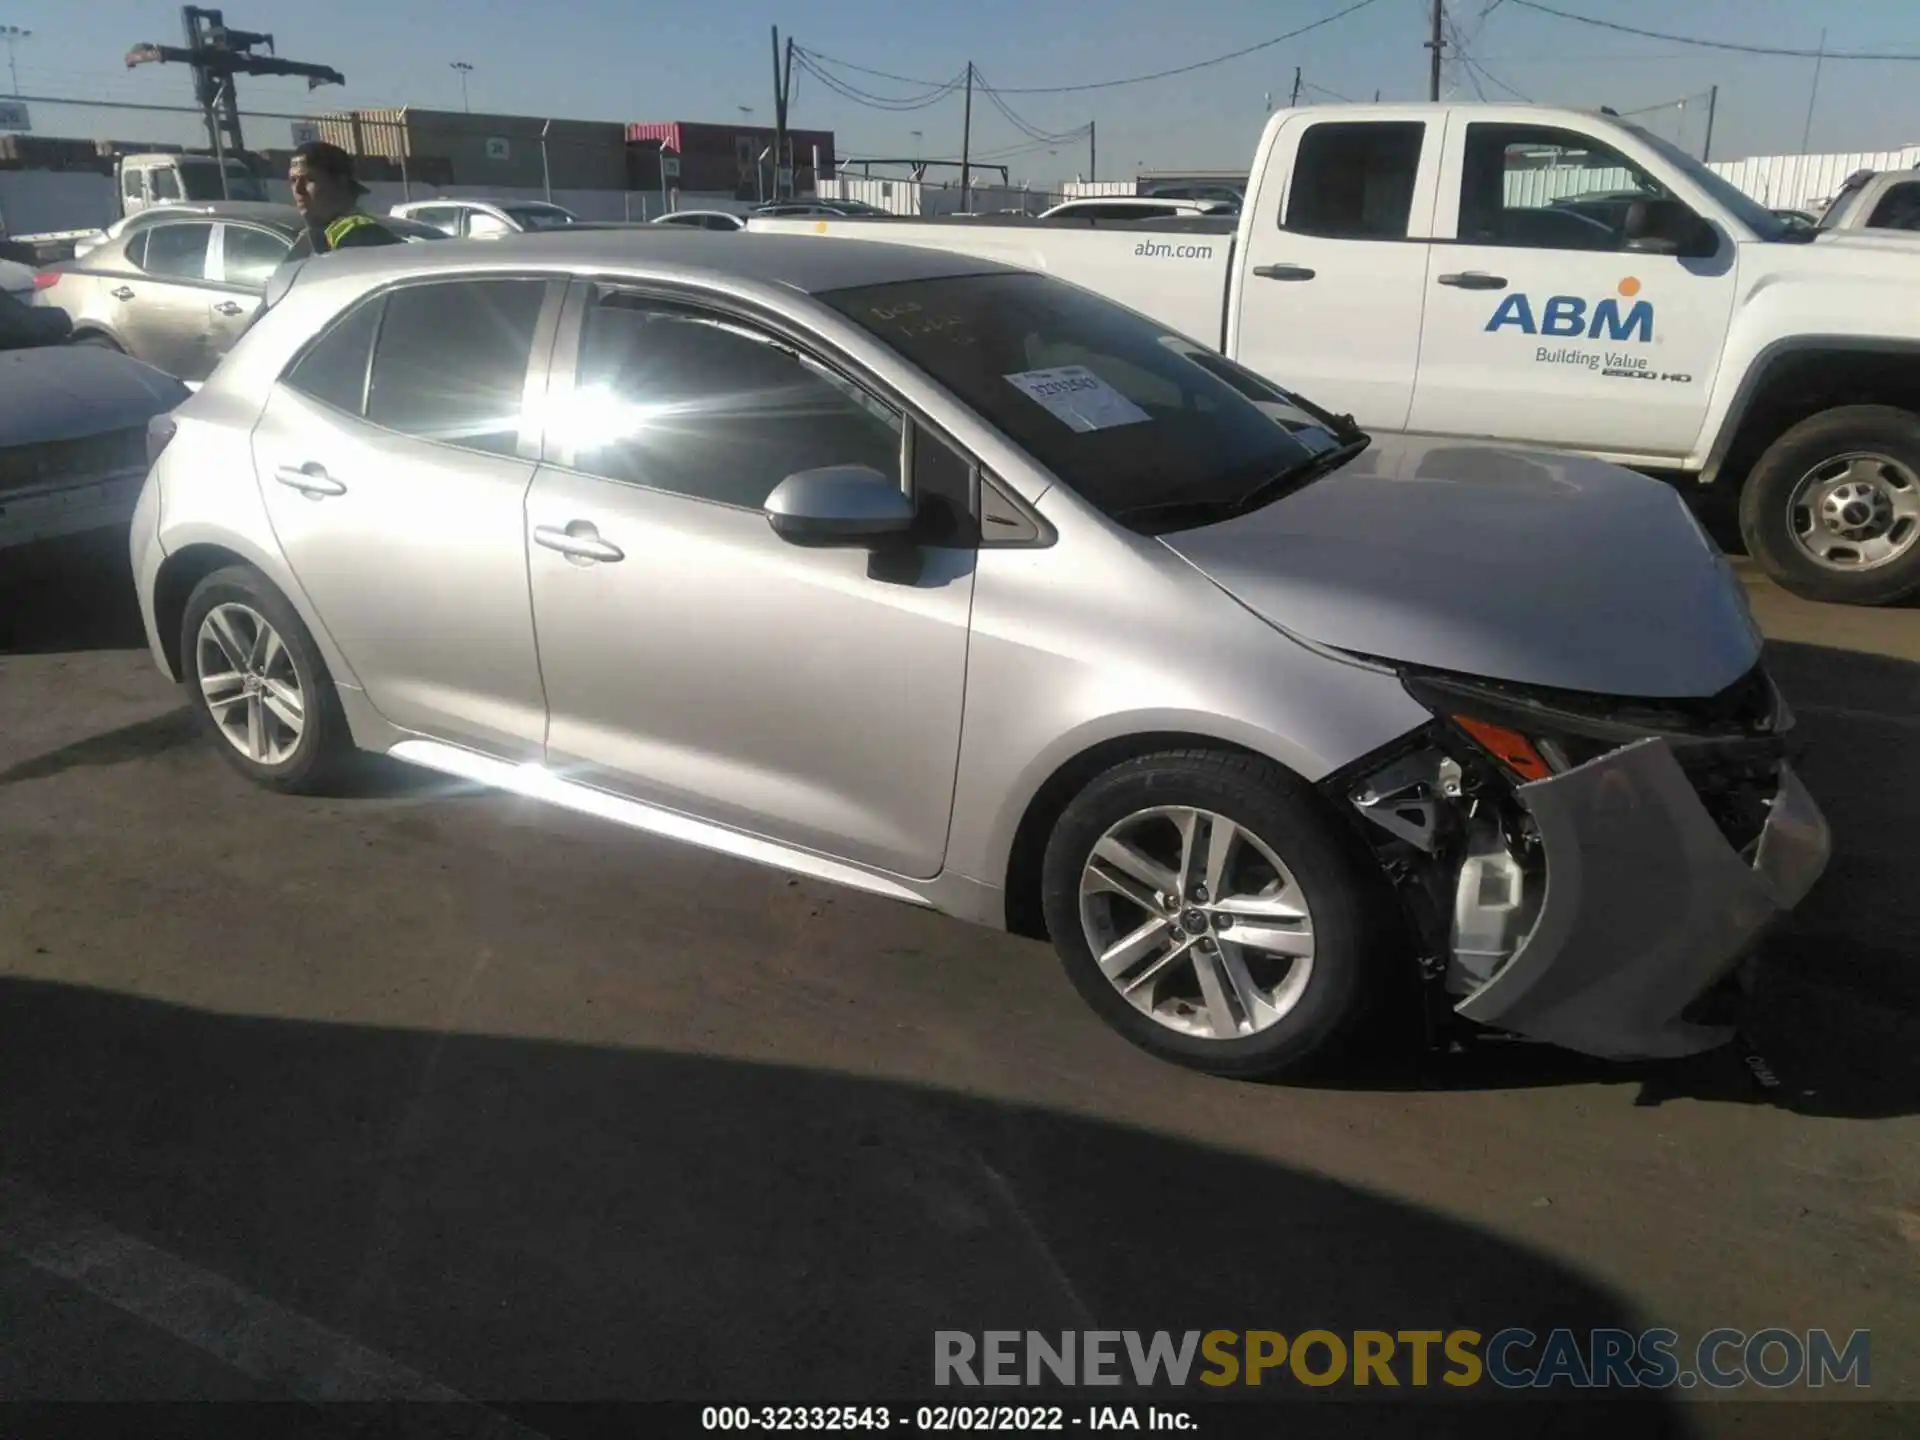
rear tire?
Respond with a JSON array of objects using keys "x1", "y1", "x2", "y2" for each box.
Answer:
[
  {"x1": 1040, "y1": 749, "x2": 1403, "y2": 1081},
  {"x1": 1738, "y1": 405, "x2": 1920, "y2": 606},
  {"x1": 73, "y1": 331, "x2": 123, "y2": 351},
  {"x1": 180, "y1": 565, "x2": 356, "y2": 795}
]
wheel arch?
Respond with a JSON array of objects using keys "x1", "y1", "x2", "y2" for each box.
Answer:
[
  {"x1": 1002, "y1": 729, "x2": 1301, "y2": 943},
  {"x1": 150, "y1": 542, "x2": 256, "y2": 680},
  {"x1": 1702, "y1": 337, "x2": 1920, "y2": 488}
]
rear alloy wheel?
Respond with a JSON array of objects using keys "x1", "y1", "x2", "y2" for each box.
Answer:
[
  {"x1": 1040, "y1": 750, "x2": 1399, "y2": 1080},
  {"x1": 181, "y1": 565, "x2": 354, "y2": 794},
  {"x1": 1739, "y1": 405, "x2": 1920, "y2": 605}
]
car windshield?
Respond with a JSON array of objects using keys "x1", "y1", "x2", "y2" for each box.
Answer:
[
  {"x1": 1623, "y1": 124, "x2": 1799, "y2": 242},
  {"x1": 178, "y1": 164, "x2": 268, "y2": 202},
  {"x1": 818, "y1": 271, "x2": 1356, "y2": 529},
  {"x1": 504, "y1": 206, "x2": 577, "y2": 230}
]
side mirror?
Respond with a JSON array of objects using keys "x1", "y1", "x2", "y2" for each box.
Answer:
[{"x1": 764, "y1": 465, "x2": 917, "y2": 546}]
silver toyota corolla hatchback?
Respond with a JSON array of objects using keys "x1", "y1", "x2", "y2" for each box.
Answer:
[{"x1": 130, "y1": 231, "x2": 1831, "y2": 1079}]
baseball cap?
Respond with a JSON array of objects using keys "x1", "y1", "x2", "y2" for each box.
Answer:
[{"x1": 290, "y1": 140, "x2": 368, "y2": 195}]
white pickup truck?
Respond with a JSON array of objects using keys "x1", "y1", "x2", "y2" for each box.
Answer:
[{"x1": 750, "y1": 102, "x2": 1920, "y2": 607}]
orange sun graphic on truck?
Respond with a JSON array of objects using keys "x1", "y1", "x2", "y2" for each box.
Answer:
[{"x1": 1617, "y1": 277, "x2": 1642, "y2": 297}]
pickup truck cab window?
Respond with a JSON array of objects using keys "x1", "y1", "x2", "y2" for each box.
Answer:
[
  {"x1": 1868, "y1": 181, "x2": 1920, "y2": 230},
  {"x1": 1283, "y1": 121, "x2": 1425, "y2": 240}
]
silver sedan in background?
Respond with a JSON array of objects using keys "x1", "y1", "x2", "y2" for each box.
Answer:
[
  {"x1": 128, "y1": 231, "x2": 1830, "y2": 1079},
  {"x1": 34, "y1": 203, "x2": 446, "y2": 382}
]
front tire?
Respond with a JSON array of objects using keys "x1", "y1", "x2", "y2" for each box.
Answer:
[
  {"x1": 180, "y1": 565, "x2": 355, "y2": 794},
  {"x1": 1738, "y1": 405, "x2": 1920, "y2": 606},
  {"x1": 1040, "y1": 749, "x2": 1401, "y2": 1081}
]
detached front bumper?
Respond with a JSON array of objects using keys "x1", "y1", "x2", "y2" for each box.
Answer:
[{"x1": 1453, "y1": 736, "x2": 1830, "y2": 1060}]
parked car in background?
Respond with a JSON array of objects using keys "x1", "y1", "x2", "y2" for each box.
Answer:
[
  {"x1": 650, "y1": 210, "x2": 748, "y2": 231},
  {"x1": 751, "y1": 199, "x2": 896, "y2": 219},
  {"x1": 1816, "y1": 168, "x2": 1920, "y2": 234},
  {"x1": 1, "y1": 342, "x2": 188, "y2": 551},
  {"x1": 1038, "y1": 197, "x2": 1239, "y2": 221},
  {"x1": 390, "y1": 198, "x2": 581, "y2": 238},
  {"x1": 0, "y1": 255, "x2": 35, "y2": 301},
  {"x1": 34, "y1": 203, "x2": 445, "y2": 382},
  {"x1": 128, "y1": 230, "x2": 1827, "y2": 1081}
]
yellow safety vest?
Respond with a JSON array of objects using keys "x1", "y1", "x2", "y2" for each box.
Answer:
[{"x1": 323, "y1": 213, "x2": 388, "y2": 249}]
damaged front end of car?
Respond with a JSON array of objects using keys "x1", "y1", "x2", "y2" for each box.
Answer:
[{"x1": 1322, "y1": 661, "x2": 1832, "y2": 1061}]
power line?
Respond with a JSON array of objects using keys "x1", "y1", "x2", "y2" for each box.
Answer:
[
  {"x1": 791, "y1": 49, "x2": 966, "y2": 110},
  {"x1": 801, "y1": 0, "x2": 1387, "y2": 98},
  {"x1": 972, "y1": 68, "x2": 1089, "y2": 144},
  {"x1": 1505, "y1": 1, "x2": 1920, "y2": 61}
]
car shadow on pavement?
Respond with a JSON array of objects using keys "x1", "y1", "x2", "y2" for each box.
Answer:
[{"x1": 0, "y1": 974, "x2": 1691, "y2": 1434}]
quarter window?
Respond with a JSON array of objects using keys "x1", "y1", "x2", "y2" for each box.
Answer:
[
  {"x1": 561, "y1": 293, "x2": 903, "y2": 510},
  {"x1": 363, "y1": 279, "x2": 547, "y2": 454},
  {"x1": 1867, "y1": 181, "x2": 1920, "y2": 231},
  {"x1": 1284, "y1": 122, "x2": 1426, "y2": 239}
]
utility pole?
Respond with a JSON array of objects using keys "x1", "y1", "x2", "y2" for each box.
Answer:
[
  {"x1": 1702, "y1": 83, "x2": 1717, "y2": 162},
  {"x1": 771, "y1": 26, "x2": 794, "y2": 198},
  {"x1": 0, "y1": 25, "x2": 28, "y2": 97},
  {"x1": 450, "y1": 59, "x2": 472, "y2": 112},
  {"x1": 1801, "y1": 29, "x2": 1826, "y2": 153},
  {"x1": 1088, "y1": 118, "x2": 1095, "y2": 181},
  {"x1": 1289, "y1": 66, "x2": 1302, "y2": 107},
  {"x1": 959, "y1": 61, "x2": 973, "y2": 211},
  {"x1": 1427, "y1": 0, "x2": 1446, "y2": 102}
]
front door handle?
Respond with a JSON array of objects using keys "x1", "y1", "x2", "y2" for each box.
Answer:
[
  {"x1": 214, "y1": 300, "x2": 247, "y2": 316},
  {"x1": 1252, "y1": 263, "x2": 1316, "y2": 281},
  {"x1": 534, "y1": 522, "x2": 625, "y2": 564},
  {"x1": 273, "y1": 463, "x2": 346, "y2": 498},
  {"x1": 1437, "y1": 271, "x2": 1508, "y2": 290},
  {"x1": 111, "y1": 285, "x2": 136, "y2": 301}
]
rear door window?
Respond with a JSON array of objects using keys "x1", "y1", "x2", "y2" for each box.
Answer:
[
  {"x1": 220, "y1": 225, "x2": 292, "y2": 288},
  {"x1": 1283, "y1": 121, "x2": 1426, "y2": 239},
  {"x1": 364, "y1": 279, "x2": 547, "y2": 454},
  {"x1": 139, "y1": 222, "x2": 215, "y2": 279}
]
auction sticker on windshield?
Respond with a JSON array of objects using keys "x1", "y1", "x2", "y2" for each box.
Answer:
[{"x1": 1003, "y1": 366, "x2": 1151, "y2": 433}]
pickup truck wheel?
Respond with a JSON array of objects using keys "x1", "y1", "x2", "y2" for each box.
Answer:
[
  {"x1": 1739, "y1": 405, "x2": 1920, "y2": 605},
  {"x1": 1040, "y1": 750, "x2": 1400, "y2": 1081}
]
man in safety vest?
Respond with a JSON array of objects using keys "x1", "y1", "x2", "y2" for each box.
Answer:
[{"x1": 284, "y1": 141, "x2": 405, "y2": 259}]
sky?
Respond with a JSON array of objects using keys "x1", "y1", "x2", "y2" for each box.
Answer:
[{"x1": 6, "y1": 0, "x2": 1920, "y2": 185}]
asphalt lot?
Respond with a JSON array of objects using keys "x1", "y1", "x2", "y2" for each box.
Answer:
[{"x1": 0, "y1": 523, "x2": 1916, "y2": 1436}]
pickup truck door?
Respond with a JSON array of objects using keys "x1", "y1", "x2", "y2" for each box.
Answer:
[
  {"x1": 1226, "y1": 114, "x2": 1440, "y2": 431},
  {"x1": 1406, "y1": 116, "x2": 1735, "y2": 461}
]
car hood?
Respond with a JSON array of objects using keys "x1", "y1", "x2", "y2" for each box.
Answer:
[
  {"x1": 0, "y1": 345, "x2": 189, "y2": 448},
  {"x1": 1156, "y1": 434, "x2": 1763, "y2": 699}
]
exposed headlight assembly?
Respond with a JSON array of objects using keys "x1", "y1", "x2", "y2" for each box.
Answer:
[{"x1": 1399, "y1": 663, "x2": 1790, "y2": 785}]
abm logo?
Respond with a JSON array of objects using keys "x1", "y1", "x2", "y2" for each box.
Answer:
[{"x1": 1485, "y1": 277, "x2": 1654, "y2": 343}]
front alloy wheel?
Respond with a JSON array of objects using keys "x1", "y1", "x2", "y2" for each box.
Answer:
[
  {"x1": 1079, "y1": 806, "x2": 1315, "y2": 1042},
  {"x1": 1041, "y1": 749, "x2": 1399, "y2": 1080}
]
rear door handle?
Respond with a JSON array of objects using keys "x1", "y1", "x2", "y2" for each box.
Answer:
[
  {"x1": 111, "y1": 286, "x2": 136, "y2": 301},
  {"x1": 273, "y1": 463, "x2": 346, "y2": 498},
  {"x1": 1252, "y1": 263, "x2": 1316, "y2": 281},
  {"x1": 214, "y1": 300, "x2": 246, "y2": 316},
  {"x1": 1437, "y1": 272, "x2": 1508, "y2": 290},
  {"x1": 534, "y1": 522, "x2": 625, "y2": 564}
]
